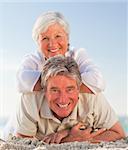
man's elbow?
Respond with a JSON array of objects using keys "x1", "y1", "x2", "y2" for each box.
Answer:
[
  {"x1": 118, "y1": 130, "x2": 126, "y2": 139},
  {"x1": 110, "y1": 121, "x2": 126, "y2": 140},
  {"x1": 16, "y1": 132, "x2": 33, "y2": 138}
]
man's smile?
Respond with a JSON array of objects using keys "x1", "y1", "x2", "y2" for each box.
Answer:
[{"x1": 57, "y1": 103, "x2": 70, "y2": 108}]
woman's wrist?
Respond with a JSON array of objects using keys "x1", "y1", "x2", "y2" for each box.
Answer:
[{"x1": 33, "y1": 77, "x2": 42, "y2": 91}]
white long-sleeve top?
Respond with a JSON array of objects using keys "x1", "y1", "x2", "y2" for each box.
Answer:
[{"x1": 16, "y1": 48, "x2": 105, "y2": 94}]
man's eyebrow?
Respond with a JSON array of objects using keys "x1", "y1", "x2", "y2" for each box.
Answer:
[
  {"x1": 50, "y1": 87, "x2": 59, "y2": 89},
  {"x1": 66, "y1": 86, "x2": 75, "y2": 89}
]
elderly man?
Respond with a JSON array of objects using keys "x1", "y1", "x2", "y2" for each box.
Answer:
[{"x1": 16, "y1": 55, "x2": 125, "y2": 144}]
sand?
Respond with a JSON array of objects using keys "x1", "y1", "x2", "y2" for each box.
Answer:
[{"x1": 0, "y1": 136, "x2": 128, "y2": 150}]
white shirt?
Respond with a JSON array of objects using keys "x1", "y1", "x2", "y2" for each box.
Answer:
[{"x1": 16, "y1": 48, "x2": 105, "y2": 93}]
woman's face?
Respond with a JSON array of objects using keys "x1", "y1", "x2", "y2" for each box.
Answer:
[{"x1": 38, "y1": 23, "x2": 69, "y2": 59}]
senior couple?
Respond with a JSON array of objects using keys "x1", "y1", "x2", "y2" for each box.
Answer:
[{"x1": 14, "y1": 11, "x2": 125, "y2": 144}]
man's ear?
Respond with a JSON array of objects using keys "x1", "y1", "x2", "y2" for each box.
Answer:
[
  {"x1": 43, "y1": 86, "x2": 47, "y2": 94},
  {"x1": 77, "y1": 85, "x2": 81, "y2": 91}
]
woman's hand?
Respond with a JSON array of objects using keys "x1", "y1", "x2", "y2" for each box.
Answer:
[
  {"x1": 33, "y1": 76, "x2": 42, "y2": 91},
  {"x1": 80, "y1": 83, "x2": 93, "y2": 94}
]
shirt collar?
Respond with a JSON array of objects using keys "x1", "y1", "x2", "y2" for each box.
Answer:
[{"x1": 40, "y1": 94, "x2": 88, "y2": 123}]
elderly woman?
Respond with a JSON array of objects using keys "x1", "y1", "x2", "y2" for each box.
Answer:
[{"x1": 17, "y1": 11, "x2": 105, "y2": 94}]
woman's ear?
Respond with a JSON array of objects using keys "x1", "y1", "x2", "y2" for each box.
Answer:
[{"x1": 67, "y1": 43, "x2": 70, "y2": 51}]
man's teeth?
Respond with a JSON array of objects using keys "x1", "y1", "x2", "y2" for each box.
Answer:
[{"x1": 58, "y1": 104, "x2": 68, "y2": 108}]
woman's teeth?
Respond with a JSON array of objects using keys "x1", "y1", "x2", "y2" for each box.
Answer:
[{"x1": 49, "y1": 48, "x2": 59, "y2": 52}]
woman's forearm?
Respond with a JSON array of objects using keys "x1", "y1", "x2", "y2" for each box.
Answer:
[{"x1": 33, "y1": 76, "x2": 42, "y2": 91}]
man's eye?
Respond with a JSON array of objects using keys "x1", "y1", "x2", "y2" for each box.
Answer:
[
  {"x1": 67, "y1": 88, "x2": 74, "y2": 93},
  {"x1": 51, "y1": 89, "x2": 59, "y2": 93}
]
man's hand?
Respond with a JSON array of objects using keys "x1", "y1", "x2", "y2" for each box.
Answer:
[
  {"x1": 61, "y1": 122, "x2": 106, "y2": 143},
  {"x1": 42, "y1": 129, "x2": 69, "y2": 144}
]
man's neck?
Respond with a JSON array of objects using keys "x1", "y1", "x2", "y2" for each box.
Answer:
[{"x1": 52, "y1": 112, "x2": 64, "y2": 122}]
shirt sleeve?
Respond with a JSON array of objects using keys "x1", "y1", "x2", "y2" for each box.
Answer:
[
  {"x1": 93, "y1": 93, "x2": 118, "y2": 129},
  {"x1": 16, "y1": 53, "x2": 43, "y2": 93},
  {"x1": 66, "y1": 48, "x2": 106, "y2": 94},
  {"x1": 15, "y1": 92, "x2": 41, "y2": 136}
]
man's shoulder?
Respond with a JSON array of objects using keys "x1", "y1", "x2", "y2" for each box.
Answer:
[
  {"x1": 22, "y1": 91, "x2": 45, "y2": 108},
  {"x1": 78, "y1": 93, "x2": 95, "y2": 108},
  {"x1": 79, "y1": 93, "x2": 97, "y2": 100},
  {"x1": 78, "y1": 93, "x2": 105, "y2": 105}
]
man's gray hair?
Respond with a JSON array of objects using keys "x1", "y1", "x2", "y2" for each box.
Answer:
[
  {"x1": 32, "y1": 11, "x2": 70, "y2": 44},
  {"x1": 41, "y1": 55, "x2": 82, "y2": 90}
]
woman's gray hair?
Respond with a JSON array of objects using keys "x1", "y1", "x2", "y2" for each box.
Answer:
[
  {"x1": 32, "y1": 11, "x2": 70, "y2": 44},
  {"x1": 41, "y1": 55, "x2": 82, "y2": 90}
]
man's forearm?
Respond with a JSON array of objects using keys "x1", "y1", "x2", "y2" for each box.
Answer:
[
  {"x1": 16, "y1": 133, "x2": 33, "y2": 138},
  {"x1": 93, "y1": 130, "x2": 125, "y2": 142},
  {"x1": 61, "y1": 130, "x2": 125, "y2": 143},
  {"x1": 61, "y1": 135, "x2": 83, "y2": 143}
]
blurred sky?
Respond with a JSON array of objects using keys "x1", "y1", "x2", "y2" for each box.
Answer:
[{"x1": 0, "y1": 1, "x2": 127, "y2": 117}]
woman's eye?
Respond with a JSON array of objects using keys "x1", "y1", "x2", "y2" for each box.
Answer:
[
  {"x1": 67, "y1": 88, "x2": 74, "y2": 93},
  {"x1": 42, "y1": 37, "x2": 48, "y2": 41},
  {"x1": 56, "y1": 35, "x2": 61, "y2": 38}
]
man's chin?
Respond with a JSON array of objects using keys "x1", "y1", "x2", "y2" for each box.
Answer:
[
  {"x1": 54, "y1": 111, "x2": 71, "y2": 120},
  {"x1": 58, "y1": 111, "x2": 72, "y2": 118}
]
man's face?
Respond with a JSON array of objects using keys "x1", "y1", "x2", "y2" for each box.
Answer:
[
  {"x1": 45, "y1": 75, "x2": 79, "y2": 120},
  {"x1": 38, "y1": 23, "x2": 69, "y2": 59}
]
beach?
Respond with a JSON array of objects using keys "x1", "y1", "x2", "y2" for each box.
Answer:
[
  {"x1": 1, "y1": 116, "x2": 127, "y2": 149},
  {"x1": 0, "y1": 136, "x2": 128, "y2": 150}
]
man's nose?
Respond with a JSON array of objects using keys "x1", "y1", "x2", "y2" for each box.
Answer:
[{"x1": 59, "y1": 92, "x2": 68, "y2": 104}]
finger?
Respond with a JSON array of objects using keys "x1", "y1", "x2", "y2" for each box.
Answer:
[
  {"x1": 54, "y1": 130, "x2": 67, "y2": 144},
  {"x1": 55, "y1": 131, "x2": 68, "y2": 144},
  {"x1": 81, "y1": 128, "x2": 92, "y2": 138},
  {"x1": 42, "y1": 136, "x2": 51, "y2": 144},
  {"x1": 83, "y1": 127, "x2": 92, "y2": 133},
  {"x1": 42, "y1": 136, "x2": 48, "y2": 141},
  {"x1": 50, "y1": 134, "x2": 57, "y2": 144},
  {"x1": 91, "y1": 128, "x2": 106, "y2": 138},
  {"x1": 54, "y1": 134, "x2": 62, "y2": 144},
  {"x1": 73, "y1": 122, "x2": 86, "y2": 131},
  {"x1": 44, "y1": 137, "x2": 51, "y2": 144},
  {"x1": 79, "y1": 125, "x2": 87, "y2": 130}
]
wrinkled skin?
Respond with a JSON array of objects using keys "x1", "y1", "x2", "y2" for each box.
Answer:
[{"x1": 42, "y1": 122, "x2": 106, "y2": 144}]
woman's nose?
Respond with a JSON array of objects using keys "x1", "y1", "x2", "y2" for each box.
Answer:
[{"x1": 49, "y1": 38, "x2": 58, "y2": 48}]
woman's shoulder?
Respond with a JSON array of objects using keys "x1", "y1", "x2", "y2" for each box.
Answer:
[
  {"x1": 22, "y1": 51, "x2": 45, "y2": 63},
  {"x1": 70, "y1": 47, "x2": 88, "y2": 56},
  {"x1": 67, "y1": 47, "x2": 89, "y2": 61}
]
